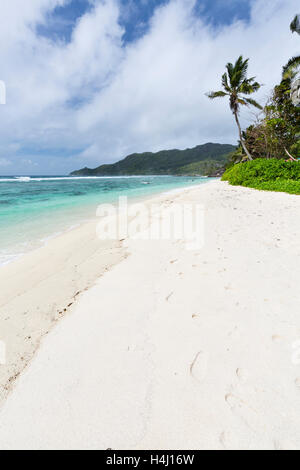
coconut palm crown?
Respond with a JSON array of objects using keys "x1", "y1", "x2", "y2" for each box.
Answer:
[{"x1": 207, "y1": 56, "x2": 262, "y2": 161}]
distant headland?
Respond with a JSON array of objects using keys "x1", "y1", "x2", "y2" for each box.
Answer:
[{"x1": 70, "y1": 142, "x2": 236, "y2": 177}]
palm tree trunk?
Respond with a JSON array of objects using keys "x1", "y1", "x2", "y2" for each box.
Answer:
[
  {"x1": 234, "y1": 112, "x2": 253, "y2": 161},
  {"x1": 284, "y1": 147, "x2": 297, "y2": 161}
]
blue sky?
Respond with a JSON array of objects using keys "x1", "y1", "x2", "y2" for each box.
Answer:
[
  {"x1": 0, "y1": 0, "x2": 298, "y2": 175},
  {"x1": 38, "y1": 0, "x2": 252, "y2": 44}
]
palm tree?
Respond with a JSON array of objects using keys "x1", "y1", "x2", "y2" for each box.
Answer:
[
  {"x1": 283, "y1": 15, "x2": 300, "y2": 79},
  {"x1": 207, "y1": 56, "x2": 262, "y2": 161}
]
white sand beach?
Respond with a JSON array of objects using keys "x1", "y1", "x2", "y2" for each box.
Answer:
[
  {"x1": 0, "y1": 180, "x2": 300, "y2": 450},
  {"x1": 0, "y1": 221, "x2": 127, "y2": 404}
]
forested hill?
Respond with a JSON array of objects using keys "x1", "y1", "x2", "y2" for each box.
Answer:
[{"x1": 70, "y1": 143, "x2": 236, "y2": 176}]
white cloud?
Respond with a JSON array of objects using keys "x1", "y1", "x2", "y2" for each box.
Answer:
[
  {"x1": 21, "y1": 159, "x2": 38, "y2": 166},
  {"x1": 0, "y1": 0, "x2": 299, "y2": 174},
  {"x1": 0, "y1": 158, "x2": 12, "y2": 167}
]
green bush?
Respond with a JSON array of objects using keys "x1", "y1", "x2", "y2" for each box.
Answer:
[
  {"x1": 244, "y1": 179, "x2": 300, "y2": 195},
  {"x1": 222, "y1": 159, "x2": 300, "y2": 194}
]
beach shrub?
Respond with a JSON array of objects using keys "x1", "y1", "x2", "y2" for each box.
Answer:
[
  {"x1": 242, "y1": 178, "x2": 300, "y2": 195},
  {"x1": 222, "y1": 159, "x2": 300, "y2": 194}
]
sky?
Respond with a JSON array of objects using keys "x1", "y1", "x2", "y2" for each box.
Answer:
[{"x1": 0, "y1": 0, "x2": 299, "y2": 175}]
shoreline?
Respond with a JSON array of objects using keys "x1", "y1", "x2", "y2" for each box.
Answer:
[
  {"x1": 0, "y1": 177, "x2": 209, "y2": 268},
  {"x1": 0, "y1": 180, "x2": 300, "y2": 449},
  {"x1": 0, "y1": 180, "x2": 213, "y2": 406},
  {"x1": 0, "y1": 220, "x2": 128, "y2": 405}
]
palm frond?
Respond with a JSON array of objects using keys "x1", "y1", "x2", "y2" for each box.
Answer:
[
  {"x1": 244, "y1": 98, "x2": 263, "y2": 110},
  {"x1": 251, "y1": 81, "x2": 261, "y2": 92},
  {"x1": 206, "y1": 91, "x2": 228, "y2": 99},
  {"x1": 240, "y1": 57, "x2": 249, "y2": 81},
  {"x1": 221, "y1": 73, "x2": 231, "y2": 93},
  {"x1": 246, "y1": 78, "x2": 261, "y2": 91},
  {"x1": 290, "y1": 14, "x2": 300, "y2": 34},
  {"x1": 226, "y1": 62, "x2": 234, "y2": 82},
  {"x1": 280, "y1": 73, "x2": 296, "y2": 88},
  {"x1": 240, "y1": 80, "x2": 261, "y2": 95},
  {"x1": 282, "y1": 55, "x2": 300, "y2": 79},
  {"x1": 236, "y1": 56, "x2": 247, "y2": 72},
  {"x1": 230, "y1": 56, "x2": 249, "y2": 88}
]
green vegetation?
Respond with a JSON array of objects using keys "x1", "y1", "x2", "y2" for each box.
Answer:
[
  {"x1": 71, "y1": 143, "x2": 235, "y2": 176},
  {"x1": 290, "y1": 14, "x2": 300, "y2": 34},
  {"x1": 209, "y1": 14, "x2": 300, "y2": 195},
  {"x1": 174, "y1": 159, "x2": 226, "y2": 176},
  {"x1": 222, "y1": 159, "x2": 300, "y2": 195},
  {"x1": 283, "y1": 56, "x2": 300, "y2": 80},
  {"x1": 229, "y1": 15, "x2": 300, "y2": 165},
  {"x1": 238, "y1": 78, "x2": 300, "y2": 161},
  {"x1": 207, "y1": 55, "x2": 262, "y2": 161},
  {"x1": 73, "y1": 16, "x2": 300, "y2": 190},
  {"x1": 284, "y1": 16, "x2": 300, "y2": 79}
]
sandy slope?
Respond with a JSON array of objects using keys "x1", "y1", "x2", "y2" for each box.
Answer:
[
  {"x1": 0, "y1": 181, "x2": 300, "y2": 450},
  {"x1": 0, "y1": 220, "x2": 127, "y2": 404}
]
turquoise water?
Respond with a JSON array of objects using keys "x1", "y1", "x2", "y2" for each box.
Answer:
[{"x1": 0, "y1": 175, "x2": 209, "y2": 264}]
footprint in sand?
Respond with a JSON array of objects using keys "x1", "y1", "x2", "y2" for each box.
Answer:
[
  {"x1": 190, "y1": 351, "x2": 209, "y2": 382},
  {"x1": 225, "y1": 393, "x2": 264, "y2": 432},
  {"x1": 236, "y1": 368, "x2": 248, "y2": 383},
  {"x1": 225, "y1": 393, "x2": 240, "y2": 409}
]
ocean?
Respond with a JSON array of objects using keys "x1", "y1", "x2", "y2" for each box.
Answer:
[{"x1": 0, "y1": 175, "x2": 210, "y2": 265}]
